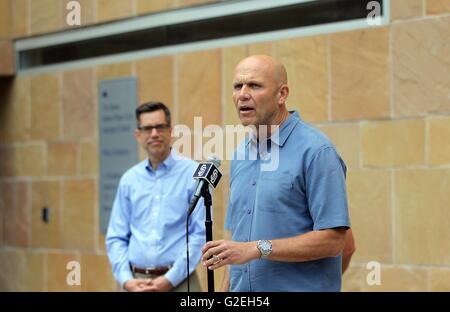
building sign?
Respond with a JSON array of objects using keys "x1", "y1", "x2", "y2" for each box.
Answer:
[{"x1": 99, "y1": 77, "x2": 138, "y2": 233}]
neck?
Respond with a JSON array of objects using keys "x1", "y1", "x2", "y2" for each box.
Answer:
[
  {"x1": 257, "y1": 108, "x2": 289, "y2": 139},
  {"x1": 148, "y1": 149, "x2": 170, "y2": 171}
]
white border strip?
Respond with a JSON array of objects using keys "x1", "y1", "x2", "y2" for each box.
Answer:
[
  {"x1": 16, "y1": 0, "x2": 390, "y2": 75},
  {"x1": 15, "y1": 0, "x2": 314, "y2": 51}
]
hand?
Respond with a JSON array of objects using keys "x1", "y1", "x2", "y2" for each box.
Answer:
[
  {"x1": 201, "y1": 240, "x2": 260, "y2": 270},
  {"x1": 123, "y1": 278, "x2": 154, "y2": 292},
  {"x1": 145, "y1": 276, "x2": 173, "y2": 292}
]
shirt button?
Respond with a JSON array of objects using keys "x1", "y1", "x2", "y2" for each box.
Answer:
[
  {"x1": 244, "y1": 269, "x2": 248, "y2": 273},
  {"x1": 247, "y1": 209, "x2": 251, "y2": 214},
  {"x1": 252, "y1": 181, "x2": 256, "y2": 186}
]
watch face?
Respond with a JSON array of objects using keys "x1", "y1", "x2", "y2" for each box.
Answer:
[
  {"x1": 261, "y1": 240, "x2": 271, "y2": 250},
  {"x1": 259, "y1": 240, "x2": 272, "y2": 257}
]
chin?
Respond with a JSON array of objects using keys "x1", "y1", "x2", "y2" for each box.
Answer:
[
  {"x1": 147, "y1": 146, "x2": 162, "y2": 154},
  {"x1": 239, "y1": 117, "x2": 255, "y2": 127}
]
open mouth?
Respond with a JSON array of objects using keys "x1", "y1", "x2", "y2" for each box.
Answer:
[{"x1": 239, "y1": 106, "x2": 254, "y2": 112}]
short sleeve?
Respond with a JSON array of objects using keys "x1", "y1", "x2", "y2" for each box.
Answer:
[{"x1": 305, "y1": 146, "x2": 350, "y2": 231}]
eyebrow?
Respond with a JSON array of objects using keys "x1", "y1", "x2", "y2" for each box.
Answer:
[{"x1": 233, "y1": 79, "x2": 263, "y2": 86}]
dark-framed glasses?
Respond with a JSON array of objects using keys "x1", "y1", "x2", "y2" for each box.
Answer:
[{"x1": 138, "y1": 124, "x2": 170, "y2": 134}]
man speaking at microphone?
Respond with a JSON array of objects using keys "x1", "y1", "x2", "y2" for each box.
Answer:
[
  {"x1": 106, "y1": 102, "x2": 205, "y2": 292},
  {"x1": 201, "y1": 55, "x2": 354, "y2": 291}
]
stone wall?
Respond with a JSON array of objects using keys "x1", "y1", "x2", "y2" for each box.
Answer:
[{"x1": 0, "y1": 0, "x2": 449, "y2": 291}]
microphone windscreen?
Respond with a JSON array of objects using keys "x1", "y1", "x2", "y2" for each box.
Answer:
[{"x1": 207, "y1": 155, "x2": 221, "y2": 169}]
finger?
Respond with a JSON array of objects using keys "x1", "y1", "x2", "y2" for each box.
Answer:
[
  {"x1": 202, "y1": 254, "x2": 223, "y2": 268},
  {"x1": 202, "y1": 246, "x2": 224, "y2": 262},
  {"x1": 137, "y1": 281, "x2": 147, "y2": 287},
  {"x1": 201, "y1": 240, "x2": 221, "y2": 253},
  {"x1": 143, "y1": 283, "x2": 158, "y2": 292},
  {"x1": 205, "y1": 248, "x2": 233, "y2": 268},
  {"x1": 202, "y1": 255, "x2": 217, "y2": 267},
  {"x1": 138, "y1": 278, "x2": 151, "y2": 285},
  {"x1": 136, "y1": 284, "x2": 150, "y2": 292},
  {"x1": 201, "y1": 251, "x2": 209, "y2": 262},
  {"x1": 142, "y1": 285, "x2": 157, "y2": 292},
  {"x1": 216, "y1": 250, "x2": 231, "y2": 264},
  {"x1": 207, "y1": 259, "x2": 226, "y2": 271}
]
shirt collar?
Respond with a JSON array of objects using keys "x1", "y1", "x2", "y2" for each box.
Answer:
[
  {"x1": 145, "y1": 148, "x2": 176, "y2": 173},
  {"x1": 247, "y1": 110, "x2": 300, "y2": 147}
]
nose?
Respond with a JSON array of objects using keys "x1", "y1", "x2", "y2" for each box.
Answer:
[
  {"x1": 238, "y1": 85, "x2": 251, "y2": 101},
  {"x1": 150, "y1": 128, "x2": 160, "y2": 137}
]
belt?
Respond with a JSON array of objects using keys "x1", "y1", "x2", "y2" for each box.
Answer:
[{"x1": 130, "y1": 264, "x2": 171, "y2": 276}]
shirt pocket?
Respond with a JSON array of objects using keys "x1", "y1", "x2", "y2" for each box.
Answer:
[{"x1": 257, "y1": 173, "x2": 294, "y2": 214}]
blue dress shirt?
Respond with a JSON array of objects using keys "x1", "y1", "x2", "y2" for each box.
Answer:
[
  {"x1": 225, "y1": 111, "x2": 350, "y2": 291},
  {"x1": 106, "y1": 150, "x2": 206, "y2": 288}
]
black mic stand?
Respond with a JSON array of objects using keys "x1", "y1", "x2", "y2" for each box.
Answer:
[
  {"x1": 186, "y1": 182, "x2": 215, "y2": 292},
  {"x1": 201, "y1": 182, "x2": 215, "y2": 293}
]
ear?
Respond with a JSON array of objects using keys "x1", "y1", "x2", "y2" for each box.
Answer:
[
  {"x1": 278, "y1": 84, "x2": 289, "y2": 105},
  {"x1": 134, "y1": 128, "x2": 140, "y2": 141}
]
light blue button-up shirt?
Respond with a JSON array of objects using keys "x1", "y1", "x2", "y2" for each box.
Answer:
[
  {"x1": 225, "y1": 111, "x2": 350, "y2": 291},
  {"x1": 106, "y1": 150, "x2": 206, "y2": 288}
]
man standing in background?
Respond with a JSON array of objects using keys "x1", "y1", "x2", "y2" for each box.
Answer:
[{"x1": 106, "y1": 102, "x2": 205, "y2": 292}]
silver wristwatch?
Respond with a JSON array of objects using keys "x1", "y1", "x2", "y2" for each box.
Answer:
[{"x1": 257, "y1": 240, "x2": 272, "y2": 259}]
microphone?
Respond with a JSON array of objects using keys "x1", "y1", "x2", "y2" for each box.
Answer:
[{"x1": 187, "y1": 155, "x2": 222, "y2": 216}]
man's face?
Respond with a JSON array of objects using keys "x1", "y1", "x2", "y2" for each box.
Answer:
[
  {"x1": 135, "y1": 110, "x2": 172, "y2": 159},
  {"x1": 232, "y1": 58, "x2": 282, "y2": 127}
]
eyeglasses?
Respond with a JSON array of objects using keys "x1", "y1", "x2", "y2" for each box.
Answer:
[{"x1": 138, "y1": 124, "x2": 170, "y2": 134}]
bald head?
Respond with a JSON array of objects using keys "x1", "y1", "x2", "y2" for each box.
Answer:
[
  {"x1": 232, "y1": 54, "x2": 290, "y2": 129},
  {"x1": 235, "y1": 55, "x2": 288, "y2": 86}
]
